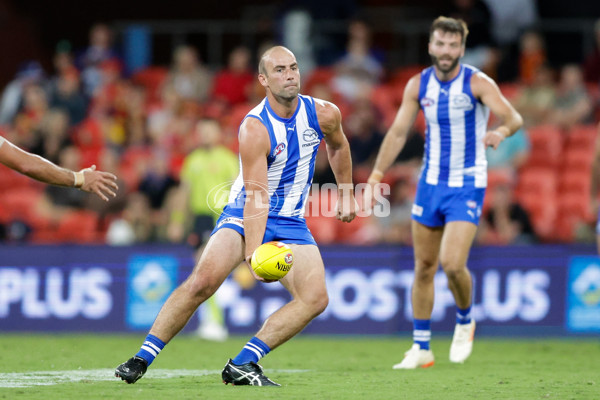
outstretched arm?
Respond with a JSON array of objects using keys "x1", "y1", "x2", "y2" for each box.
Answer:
[
  {"x1": 0, "y1": 137, "x2": 118, "y2": 201},
  {"x1": 317, "y1": 100, "x2": 356, "y2": 223}
]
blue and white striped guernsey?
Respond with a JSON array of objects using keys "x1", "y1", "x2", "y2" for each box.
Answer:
[
  {"x1": 227, "y1": 94, "x2": 324, "y2": 219},
  {"x1": 418, "y1": 64, "x2": 490, "y2": 188}
]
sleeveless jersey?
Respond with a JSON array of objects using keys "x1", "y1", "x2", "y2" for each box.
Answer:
[
  {"x1": 418, "y1": 64, "x2": 490, "y2": 188},
  {"x1": 227, "y1": 94, "x2": 324, "y2": 219}
]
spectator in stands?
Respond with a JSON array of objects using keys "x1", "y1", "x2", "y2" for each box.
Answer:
[
  {"x1": 77, "y1": 23, "x2": 120, "y2": 97},
  {"x1": 12, "y1": 83, "x2": 50, "y2": 150},
  {"x1": 147, "y1": 83, "x2": 182, "y2": 145},
  {"x1": 549, "y1": 64, "x2": 593, "y2": 130},
  {"x1": 106, "y1": 192, "x2": 155, "y2": 245},
  {"x1": 482, "y1": 0, "x2": 537, "y2": 80},
  {"x1": 583, "y1": 19, "x2": 600, "y2": 83},
  {"x1": 477, "y1": 179, "x2": 536, "y2": 245},
  {"x1": 0, "y1": 61, "x2": 45, "y2": 125},
  {"x1": 211, "y1": 46, "x2": 254, "y2": 106},
  {"x1": 37, "y1": 145, "x2": 88, "y2": 222},
  {"x1": 514, "y1": 63, "x2": 556, "y2": 127},
  {"x1": 30, "y1": 108, "x2": 71, "y2": 164},
  {"x1": 345, "y1": 97, "x2": 384, "y2": 168},
  {"x1": 447, "y1": 0, "x2": 498, "y2": 75},
  {"x1": 486, "y1": 127, "x2": 530, "y2": 175},
  {"x1": 518, "y1": 31, "x2": 547, "y2": 86},
  {"x1": 48, "y1": 66, "x2": 87, "y2": 125},
  {"x1": 137, "y1": 151, "x2": 178, "y2": 211},
  {"x1": 85, "y1": 148, "x2": 128, "y2": 222},
  {"x1": 166, "y1": 45, "x2": 212, "y2": 103},
  {"x1": 332, "y1": 19, "x2": 384, "y2": 102}
]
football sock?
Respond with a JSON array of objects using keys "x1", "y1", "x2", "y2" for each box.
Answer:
[
  {"x1": 135, "y1": 334, "x2": 166, "y2": 366},
  {"x1": 413, "y1": 319, "x2": 431, "y2": 350},
  {"x1": 456, "y1": 305, "x2": 472, "y2": 325},
  {"x1": 232, "y1": 336, "x2": 271, "y2": 365}
]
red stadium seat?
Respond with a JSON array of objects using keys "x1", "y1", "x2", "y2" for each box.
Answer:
[
  {"x1": 54, "y1": 210, "x2": 100, "y2": 243},
  {"x1": 0, "y1": 187, "x2": 46, "y2": 228},
  {"x1": 515, "y1": 167, "x2": 558, "y2": 240},
  {"x1": 523, "y1": 125, "x2": 563, "y2": 169},
  {"x1": 303, "y1": 67, "x2": 335, "y2": 95},
  {"x1": 132, "y1": 66, "x2": 169, "y2": 103},
  {"x1": 558, "y1": 170, "x2": 591, "y2": 198},
  {"x1": 562, "y1": 147, "x2": 594, "y2": 172},
  {"x1": 566, "y1": 124, "x2": 597, "y2": 151}
]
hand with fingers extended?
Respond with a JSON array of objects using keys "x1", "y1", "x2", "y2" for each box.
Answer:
[{"x1": 77, "y1": 165, "x2": 119, "y2": 201}]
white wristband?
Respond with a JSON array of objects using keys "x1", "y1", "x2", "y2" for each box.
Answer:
[
  {"x1": 491, "y1": 130, "x2": 505, "y2": 139},
  {"x1": 73, "y1": 171, "x2": 85, "y2": 188}
]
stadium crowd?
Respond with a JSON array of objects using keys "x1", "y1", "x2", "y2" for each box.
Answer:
[{"x1": 0, "y1": 15, "x2": 599, "y2": 246}]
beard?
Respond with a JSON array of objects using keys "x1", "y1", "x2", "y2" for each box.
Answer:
[{"x1": 430, "y1": 54, "x2": 460, "y2": 73}]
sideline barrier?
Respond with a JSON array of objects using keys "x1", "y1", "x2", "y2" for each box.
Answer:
[{"x1": 0, "y1": 244, "x2": 598, "y2": 335}]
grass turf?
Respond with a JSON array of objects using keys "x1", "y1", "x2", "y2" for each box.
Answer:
[{"x1": 0, "y1": 334, "x2": 598, "y2": 400}]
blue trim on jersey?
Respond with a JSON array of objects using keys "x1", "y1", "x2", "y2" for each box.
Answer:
[
  {"x1": 437, "y1": 82, "x2": 451, "y2": 182},
  {"x1": 301, "y1": 95, "x2": 324, "y2": 140},
  {"x1": 419, "y1": 68, "x2": 434, "y2": 180},
  {"x1": 257, "y1": 108, "x2": 278, "y2": 166},
  {"x1": 265, "y1": 97, "x2": 302, "y2": 123},
  {"x1": 463, "y1": 67, "x2": 476, "y2": 186},
  {"x1": 295, "y1": 96, "x2": 322, "y2": 213},
  {"x1": 271, "y1": 122, "x2": 300, "y2": 215}
]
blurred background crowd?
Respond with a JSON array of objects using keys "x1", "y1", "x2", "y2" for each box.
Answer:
[{"x1": 0, "y1": 0, "x2": 599, "y2": 246}]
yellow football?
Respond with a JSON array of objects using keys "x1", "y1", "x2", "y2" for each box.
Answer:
[{"x1": 250, "y1": 241, "x2": 294, "y2": 281}]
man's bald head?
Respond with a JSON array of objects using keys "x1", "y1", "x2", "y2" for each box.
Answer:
[{"x1": 258, "y1": 46, "x2": 295, "y2": 76}]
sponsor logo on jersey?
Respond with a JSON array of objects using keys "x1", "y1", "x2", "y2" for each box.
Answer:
[{"x1": 302, "y1": 128, "x2": 320, "y2": 148}]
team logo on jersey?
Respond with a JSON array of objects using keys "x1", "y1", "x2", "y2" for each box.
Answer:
[
  {"x1": 466, "y1": 200, "x2": 477, "y2": 209},
  {"x1": 274, "y1": 142, "x2": 286, "y2": 156},
  {"x1": 302, "y1": 128, "x2": 320, "y2": 148},
  {"x1": 420, "y1": 97, "x2": 435, "y2": 107},
  {"x1": 451, "y1": 94, "x2": 474, "y2": 110}
]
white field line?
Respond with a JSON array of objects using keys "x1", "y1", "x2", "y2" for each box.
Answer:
[{"x1": 0, "y1": 368, "x2": 310, "y2": 388}]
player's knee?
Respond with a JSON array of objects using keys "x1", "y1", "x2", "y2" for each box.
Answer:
[
  {"x1": 441, "y1": 261, "x2": 465, "y2": 282},
  {"x1": 305, "y1": 290, "x2": 329, "y2": 317},
  {"x1": 184, "y1": 273, "x2": 220, "y2": 299},
  {"x1": 414, "y1": 260, "x2": 437, "y2": 282}
]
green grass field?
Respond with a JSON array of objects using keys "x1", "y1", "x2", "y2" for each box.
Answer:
[{"x1": 0, "y1": 334, "x2": 598, "y2": 400}]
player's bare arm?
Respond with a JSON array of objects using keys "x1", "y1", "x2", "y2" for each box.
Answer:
[
  {"x1": 369, "y1": 75, "x2": 421, "y2": 183},
  {"x1": 471, "y1": 72, "x2": 523, "y2": 150},
  {"x1": 316, "y1": 99, "x2": 357, "y2": 223},
  {"x1": 0, "y1": 137, "x2": 118, "y2": 201},
  {"x1": 363, "y1": 75, "x2": 421, "y2": 210},
  {"x1": 238, "y1": 117, "x2": 273, "y2": 281}
]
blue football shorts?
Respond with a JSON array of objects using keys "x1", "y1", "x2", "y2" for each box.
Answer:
[
  {"x1": 411, "y1": 180, "x2": 486, "y2": 227},
  {"x1": 211, "y1": 205, "x2": 317, "y2": 246}
]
